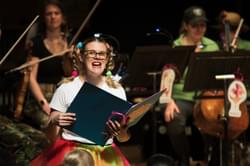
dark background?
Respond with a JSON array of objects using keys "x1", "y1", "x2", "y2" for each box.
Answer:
[
  {"x1": 1, "y1": 0, "x2": 250, "y2": 87},
  {"x1": 1, "y1": 0, "x2": 250, "y2": 56}
]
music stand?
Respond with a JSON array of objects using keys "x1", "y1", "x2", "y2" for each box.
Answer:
[
  {"x1": 122, "y1": 44, "x2": 195, "y2": 154},
  {"x1": 184, "y1": 50, "x2": 250, "y2": 91},
  {"x1": 183, "y1": 50, "x2": 250, "y2": 166},
  {"x1": 123, "y1": 45, "x2": 195, "y2": 90}
]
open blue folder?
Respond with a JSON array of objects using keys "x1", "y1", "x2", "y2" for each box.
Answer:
[{"x1": 66, "y1": 82, "x2": 164, "y2": 146}]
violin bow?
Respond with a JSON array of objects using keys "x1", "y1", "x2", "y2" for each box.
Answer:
[
  {"x1": 230, "y1": 18, "x2": 244, "y2": 49},
  {"x1": 0, "y1": 15, "x2": 39, "y2": 66},
  {"x1": 69, "y1": 0, "x2": 102, "y2": 46},
  {"x1": 6, "y1": 48, "x2": 71, "y2": 74}
]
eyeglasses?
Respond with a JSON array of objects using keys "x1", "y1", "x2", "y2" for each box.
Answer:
[{"x1": 84, "y1": 50, "x2": 109, "y2": 59}]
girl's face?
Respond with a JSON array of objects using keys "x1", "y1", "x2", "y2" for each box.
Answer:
[
  {"x1": 185, "y1": 21, "x2": 207, "y2": 42},
  {"x1": 83, "y1": 41, "x2": 109, "y2": 77},
  {"x1": 44, "y1": 4, "x2": 64, "y2": 31}
]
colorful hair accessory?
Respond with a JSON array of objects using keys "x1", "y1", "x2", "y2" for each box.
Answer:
[
  {"x1": 106, "y1": 70, "x2": 112, "y2": 77},
  {"x1": 76, "y1": 42, "x2": 83, "y2": 49},
  {"x1": 71, "y1": 70, "x2": 78, "y2": 77}
]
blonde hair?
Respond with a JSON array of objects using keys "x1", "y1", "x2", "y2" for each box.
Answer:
[
  {"x1": 59, "y1": 36, "x2": 122, "y2": 88},
  {"x1": 105, "y1": 55, "x2": 121, "y2": 89},
  {"x1": 60, "y1": 148, "x2": 94, "y2": 166}
]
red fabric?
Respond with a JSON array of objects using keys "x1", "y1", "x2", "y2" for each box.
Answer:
[
  {"x1": 29, "y1": 137, "x2": 76, "y2": 166},
  {"x1": 111, "y1": 143, "x2": 131, "y2": 166}
]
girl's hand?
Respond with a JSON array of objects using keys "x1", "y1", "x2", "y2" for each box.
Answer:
[
  {"x1": 106, "y1": 120, "x2": 122, "y2": 137},
  {"x1": 106, "y1": 120, "x2": 130, "y2": 142},
  {"x1": 51, "y1": 112, "x2": 76, "y2": 127}
]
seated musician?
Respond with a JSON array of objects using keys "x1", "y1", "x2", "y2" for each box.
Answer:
[
  {"x1": 215, "y1": 10, "x2": 250, "y2": 51},
  {"x1": 163, "y1": 6, "x2": 219, "y2": 166}
]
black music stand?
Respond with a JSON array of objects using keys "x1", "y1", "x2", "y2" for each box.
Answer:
[
  {"x1": 184, "y1": 50, "x2": 250, "y2": 91},
  {"x1": 122, "y1": 45, "x2": 195, "y2": 154},
  {"x1": 184, "y1": 50, "x2": 250, "y2": 166},
  {"x1": 123, "y1": 45, "x2": 195, "y2": 90}
]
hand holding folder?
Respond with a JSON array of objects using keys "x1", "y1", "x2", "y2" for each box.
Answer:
[
  {"x1": 66, "y1": 82, "x2": 164, "y2": 146},
  {"x1": 108, "y1": 89, "x2": 165, "y2": 127}
]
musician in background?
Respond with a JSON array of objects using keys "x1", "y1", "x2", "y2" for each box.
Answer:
[
  {"x1": 23, "y1": 0, "x2": 71, "y2": 135},
  {"x1": 215, "y1": 10, "x2": 250, "y2": 117},
  {"x1": 215, "y1": 10, "x2": 250, "y2": 103},
  {"x1": 0, "y1": 1, "x2": 71, "y2": 163},
  {"x1": 215, "y1": 10, "x2": 250, "y2": 51},
  {"x1": 163, "y1": 6, "x2": 219, "y2": 166},
  {"x1": 216, "y1": 11, "x2": 250, "y2": 161}
]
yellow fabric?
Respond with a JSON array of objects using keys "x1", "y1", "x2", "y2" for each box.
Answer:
[{"x1": 77, "y1": 143, "x2": 130, "y2": 166}]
